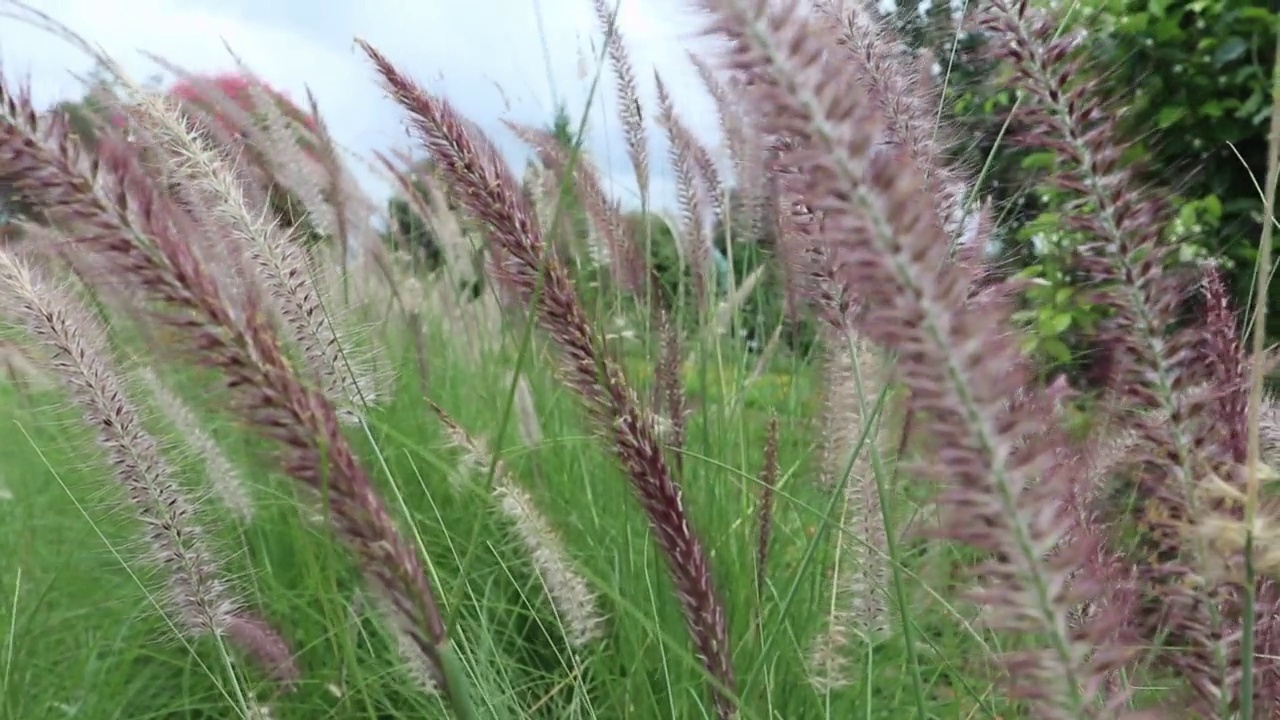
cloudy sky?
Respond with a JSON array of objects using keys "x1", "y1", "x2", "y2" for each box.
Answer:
[{"x1": 0, "y1": 0, "x2": 724, "y2": 214}]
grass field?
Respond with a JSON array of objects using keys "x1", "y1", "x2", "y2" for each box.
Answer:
[
  {"x1": 3, "y1": 0, "x2": 1280, "y2": 715},
  {"x1": 0, "y1": 317, "x2": 1006, "y2": 719}
]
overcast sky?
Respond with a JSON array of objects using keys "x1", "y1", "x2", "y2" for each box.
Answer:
[{"x1": 0, "y1": 0, "x2": 724, "y2": 214}]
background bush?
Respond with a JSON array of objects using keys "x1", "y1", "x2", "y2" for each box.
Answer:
[{"x1": 910, "y1": 0, "x2": 1279, "y2": 379}]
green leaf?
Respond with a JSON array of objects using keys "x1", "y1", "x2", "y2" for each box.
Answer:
[
  {"x1": 1156, "y1": 105, "x2": 1188, "y2": 127},
  {"x1": 1020, "y1": 151, "x2": 1059, "y2": 170},
  {"x1": 1155, "y1": 17, "x2": 1185, "y2": 41},
  {"x1": 1235, "y1": 89, "x2": 1265, "y2": 121},
  {"x1": 1042, "y1": 337, "x2": 1074, "y2": 363},
  {"x1": 1212, "y1": 36, "x2": 1248, "y2": 67},
  {"x1": 1046, "y1": 312, "x2": 1073, "y2": 335}
]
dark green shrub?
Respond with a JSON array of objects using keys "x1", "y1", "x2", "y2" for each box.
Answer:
[
  {"x1": 1086, "y1": 0, "x2": 1279, "y2": 335},
  {"x1": 920, "y1": 0, "x2": 1276, "y2": 380}
]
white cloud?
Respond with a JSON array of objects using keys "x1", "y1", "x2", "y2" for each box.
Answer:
[{"x1": 0, "y1": 0, "x2": 725, "y2": 215}]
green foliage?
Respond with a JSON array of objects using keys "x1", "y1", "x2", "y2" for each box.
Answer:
[
  {"x1": 626, "y1": 209, "x2": 683, "y2": 306},
  {"x1": 612, "y1": 188, "x2": 821, "y2": 358},
  {"x1": 1008, "y1": 180, "x2": 1221, "y2": 370},
  {"x1": 711, "y1": 190, "x2": 819, "y2": 357},
  {"x1": 930, "y1": 0, "x2": 1276, "y2": 378},
  {"x1": 541, "y1": 102, "x2": 593, "y2": 251},
  {"x1": 383, "y1": 184, "x2": 444, "y2": 271},
  {"x1": 1084, "y1": 0, "x2": 1279, "y2": 333}
]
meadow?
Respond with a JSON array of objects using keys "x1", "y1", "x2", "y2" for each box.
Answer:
[{"x1": 1, "y1": 0, "x2": 1280, "y2": 718}]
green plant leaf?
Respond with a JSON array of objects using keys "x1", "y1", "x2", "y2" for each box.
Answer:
[
  {"x1": 1212, "y1": 36, "x2": 1248, "y2": 67},
  {"x1": 1157, "y1": 105, "x2": 1188, "y2": 127}
]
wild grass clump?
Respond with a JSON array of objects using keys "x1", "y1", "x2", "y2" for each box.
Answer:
[{"x1": 2, "y1": 0, "x2": 1280, "y2": 718}]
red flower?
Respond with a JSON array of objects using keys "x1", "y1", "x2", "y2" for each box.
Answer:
[
  {"x1": 169, "y1": 73, "x2": 317, "y2": 132},
  {"x1": 166, "y1": 72, "x2": 323, "y2": 160}
]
